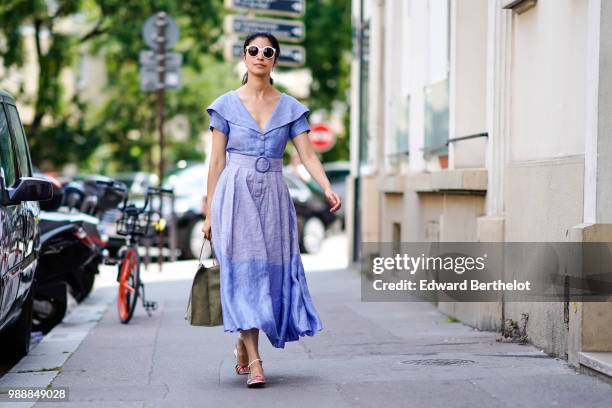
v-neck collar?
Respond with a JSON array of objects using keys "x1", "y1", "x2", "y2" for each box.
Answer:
[{"x1": 232, "y1": 89, "x2": 285, "y2": 133}]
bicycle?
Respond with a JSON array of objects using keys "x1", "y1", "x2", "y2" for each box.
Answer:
[{"x1": 113, "y1": 186, "x2": 173, "y2": 323}]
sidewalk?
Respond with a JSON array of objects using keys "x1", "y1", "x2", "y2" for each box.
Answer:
[{"x1": 3, "y1": 254, "x2": 611, "y2": 407}]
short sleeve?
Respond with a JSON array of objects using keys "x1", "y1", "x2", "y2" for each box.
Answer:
[
  {"x1": 289, "y1": 112, "x2": 310, "y2": 139},
  {"x1": 207, "y1": 108, "x2": 229, "y2": 136}
]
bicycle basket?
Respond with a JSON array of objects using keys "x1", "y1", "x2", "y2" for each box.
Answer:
[{"x1": 116, "y1": 209, "x2": 155, "y2": 236}]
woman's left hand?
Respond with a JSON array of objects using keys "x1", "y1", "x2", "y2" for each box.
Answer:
[{"x1": 324, "y1": 188, "x2": 342, "y2": 213}]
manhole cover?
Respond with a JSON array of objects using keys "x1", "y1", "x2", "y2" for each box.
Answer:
[{"x1": 400, "y1": 359, "x2": 475, "y2": 366}]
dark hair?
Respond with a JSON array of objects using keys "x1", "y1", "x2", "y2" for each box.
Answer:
[{"x1": 241, "y1": 31, "x2": 281, "y2": 85}]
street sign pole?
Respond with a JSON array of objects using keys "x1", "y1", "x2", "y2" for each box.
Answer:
[
  {"x1": 156, "y1": 12, "x2": 167, "y2": 272},
  {"x1": 157, "y1": 13, "x2": 166, "y2": 188},
  {"x1": 140, "y1": 11, "x2": 181, "y2": 266}
]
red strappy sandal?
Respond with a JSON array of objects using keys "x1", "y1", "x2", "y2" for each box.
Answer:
[{"x1": 246, "y1": 358, "x2": 266, "y2": 388}]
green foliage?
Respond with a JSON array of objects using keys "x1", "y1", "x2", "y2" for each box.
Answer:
[
  {"x1": 89, "y1": 53, "x2": 239, "y2": 174},
  {"x1": 302, "y1": 0, "x2": 352, "y2": 163},
  {"x1": 303, "y1": 0, "x2": 352, "y2": 110},
  {"x1": 33, "y1": 95, "x2": 102, "y2": 170},
  {"x1": 80, "y1": 0, "x2": 232, "y2": 173},
  {"x1": 0, "y1": 0, "x2": 352, "y2": 172},
  {"x1": 0, "y1": 0, "x2": 229, "y2": 172},
  {"x1": 447, "y1": 315, "x2": 461, "y2": 323},
  {"x1": 0, "y1": 1, "x2": 86, "y2": 168}
]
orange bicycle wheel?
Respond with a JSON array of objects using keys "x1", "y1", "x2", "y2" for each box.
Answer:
[{"x1": 117, "y1": 248, "x2": 140, "y2": 324}]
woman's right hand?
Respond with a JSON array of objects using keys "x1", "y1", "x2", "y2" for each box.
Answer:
[{"x1": 202, "y1": 217, "x2": 212, "y2": 241}]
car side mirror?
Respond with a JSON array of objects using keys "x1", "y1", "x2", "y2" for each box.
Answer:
[{"x1": 1, "y1": 176, "x2": 54, "y2": 206}]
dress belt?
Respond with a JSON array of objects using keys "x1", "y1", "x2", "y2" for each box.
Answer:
[{"x1": 226, "y1": 151, "x2": 283, "y2": 173}]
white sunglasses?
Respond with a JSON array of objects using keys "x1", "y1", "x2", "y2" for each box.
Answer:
[{"x1": 244, "y1": 45, "x2": 277, "y2": 59}]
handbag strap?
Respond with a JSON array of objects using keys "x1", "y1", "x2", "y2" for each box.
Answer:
[{"x1": 199, "y1": 237, "x2": 218, "y2": 266}]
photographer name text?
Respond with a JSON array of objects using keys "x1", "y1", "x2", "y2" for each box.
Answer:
[{"x1": 372, "y1": 279, "x2": 531, "y2": 291}]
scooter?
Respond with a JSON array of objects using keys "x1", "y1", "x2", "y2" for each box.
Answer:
[
  {"x1": 31, "y1": 177, "x2": 126, "y2": 334},
  {"x1": 32, "y1": 210, "x2": 106, "y2": 334},
  {"x1": 64, "y1": 176, "x2": 129, "y2": 262}
]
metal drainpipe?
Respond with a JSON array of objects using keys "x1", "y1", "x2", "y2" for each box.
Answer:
[{"x1": 353, "y1": 0, "x2": 364, "y2": 264}]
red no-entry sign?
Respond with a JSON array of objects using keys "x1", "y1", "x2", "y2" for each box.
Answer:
[{"x1": 309, "y1": 123, "x2": 336, "y2": 153}]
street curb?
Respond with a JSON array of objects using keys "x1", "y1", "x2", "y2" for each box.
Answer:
[{"x1": 0, "y1": 291, "x2": 112, "y2": 407}]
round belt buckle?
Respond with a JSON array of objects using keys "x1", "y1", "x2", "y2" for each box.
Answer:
[{"x1": 255, "y1": 156, "x2": 271, "y2": 173}]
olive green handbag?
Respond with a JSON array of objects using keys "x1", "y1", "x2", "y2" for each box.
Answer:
[{"x1": 184, "y1": 238, "x2": 223, "y2": 326}]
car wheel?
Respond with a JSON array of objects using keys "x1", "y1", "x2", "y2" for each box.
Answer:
[
  {"x1": 0, "y1": 288, "x2": 34, "y2": 364},
  {"x1": 302, "y1": 216, "x2": 325, "y2": 254}
]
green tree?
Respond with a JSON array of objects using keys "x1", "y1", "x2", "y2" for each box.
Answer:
[
  {"x1": 0, "y1": 0, "x2": 102, "y2": 169},
  {"x1": 0, "y1": 0, "x2": 353, "y2": 171},
  {"x1": 69, "y1": 0, "x2": 232, "y2": 175},
  {"x1": 302, "y1": 0, "x2": 352, "y2": 163},
  {"x1": 88, "y1": 53, "x2": 238, "y2": 175},
  {"x1": 0, "y1": 0, "x2": 229, "y2": 172}
]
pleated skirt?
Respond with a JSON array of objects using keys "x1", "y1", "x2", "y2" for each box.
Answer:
[{"x1": 210, "y1": 151, "x2": 323, "y2": 348}]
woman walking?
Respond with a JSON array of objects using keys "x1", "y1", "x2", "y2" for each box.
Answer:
[{"x1": 202, "y1": 31, "x2": 342, "y2": 388}]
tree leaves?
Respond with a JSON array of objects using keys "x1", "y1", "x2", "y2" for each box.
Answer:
[{"x1": 0, "y1": 0, "x2": 352, "y2": 170}]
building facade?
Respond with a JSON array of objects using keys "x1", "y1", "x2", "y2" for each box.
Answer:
[{"x1": 348, "y1": 0, "x2": 612, "y2": 378}]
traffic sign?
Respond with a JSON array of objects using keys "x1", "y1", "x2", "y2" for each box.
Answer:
[
  {"x1": 139, "y1": 66, "x2": 182, "y2": 92},
  {"x1": 228, "y1": 41, "x2": 305, "y2": 67},
  {"x1": 225, "y1": 0, "x2": 305, "y2": 17},
  {"x1": 139, "y1": 50, "x2": 183, "y2": 68},
  {"x1": 225, "y1": 15, "x2": 305, "y2": 43},
  {"x1": 143, "y1": 13, "x2": 180, "y2": 50},
  {"x1": 308, "y1": 123, "x2": 336, "y2": 153}
]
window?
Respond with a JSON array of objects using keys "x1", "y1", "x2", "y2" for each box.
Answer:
[
  {"x1": 392, "y1": 94, "x2": 410, "y2": 157},
  {"x1": 502, "y1": 0, "x2": 537, "y2": 14},
  {"x1": 0, "y1": 105, "x2": 17, "y2": 187},
  {"x1": 387, "y1": 1, "x2": 411, "y2": 163},
  {"x1": 424, "y1": 78, "x2": 449, "y2": 158},
  {"x1": 423, "y1": 0, "x2": 450, "y2": 159},
  {"x1": 6, "y1": 105, "x2": 32, "y2": 178}
]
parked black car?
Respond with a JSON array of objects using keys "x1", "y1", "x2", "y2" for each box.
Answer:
[
  {"x1": 0, "y1": 90, "x2": 54, "y2": 363},
  {"x1": 298, "y1": 161, "x2": 349, "y2": 230},
  {"x1": 323, "y1": 161, "x2": 349, "y2": 229},
  {"x1": 283, "y1": 166, "x2": 337, "y2": 253}
]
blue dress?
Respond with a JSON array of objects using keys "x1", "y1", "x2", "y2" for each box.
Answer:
[{"x1": 205, "y1": 89, "x2": 323, "y2": 348}]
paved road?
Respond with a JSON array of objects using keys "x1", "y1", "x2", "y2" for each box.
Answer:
[{"x1": 2, "y1": 233, "x2": 612, "y2": 407}]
